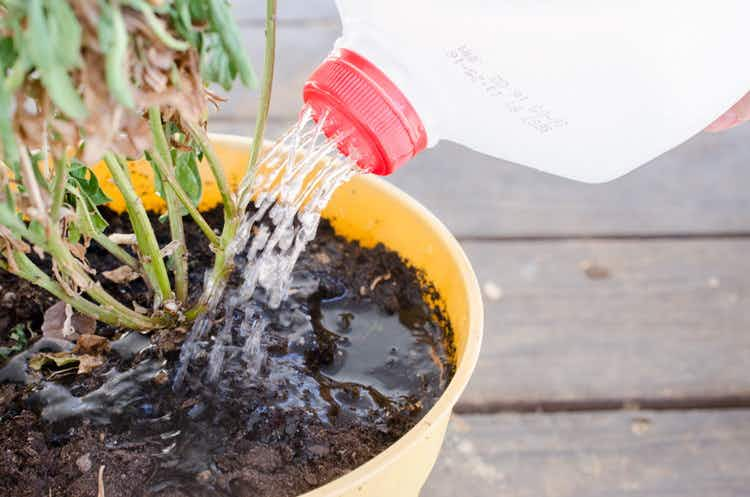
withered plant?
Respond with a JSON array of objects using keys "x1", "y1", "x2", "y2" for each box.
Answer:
[{"x1": 0, "y1": 0, "x2": 277, "y2": 330}]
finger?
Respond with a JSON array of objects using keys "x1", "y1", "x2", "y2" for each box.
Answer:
[{"x1": 705, "y1": 90, "x2": 750, "y2": 132}]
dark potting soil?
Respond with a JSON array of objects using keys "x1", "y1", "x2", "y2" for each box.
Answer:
[{"x1": 0, "y1": 207, "x2": 455, "y2": 497}]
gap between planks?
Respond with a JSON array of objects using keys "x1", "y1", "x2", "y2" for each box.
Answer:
[
  {"x1": 456, "y1": 232, "x2": 750, "y2": 242},
  {"x1": 454, "y1": 395, "x2": 750, "y2": 415}
]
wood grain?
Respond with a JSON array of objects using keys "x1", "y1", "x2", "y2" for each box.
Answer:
[
  {"x1": 457, "y1": 239, "x2": 750, "y2": 408},
  {"x1": 423, "y1": 410, "x2": 750, "y2": 497}
]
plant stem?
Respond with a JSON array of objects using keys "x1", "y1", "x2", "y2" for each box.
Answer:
[
  {"x1": 72, "y1": 189, "x2": 140, "y2": 270},
  {"x1": 17, "y1": 144, "x2": 48, "y2": 222},
  {"x1": 186, "y1": 0, "x2": 277, "y2": 320},
  {"x1": 91, "y1": 231, "x2": 140, "y2": 269},
  {"x1": 43, "y1": 225, "x2": 160, "y2": 327},
  {"x1": 103, "y1": 152, "x2": 173, "y2": 302},
  {"x1": 185, "y1": 120, "x2": 236, "y2": 222},
  {"x1": 167, "y1": 193, "x2": 188, "y2": 303},
  {"x1": 50, "y1": 156, "x2": 68, "y2": 223},
  {"x1": 148, "y1": 149, "x2": 220, "y2": 247},
  {"x1": 5, "y1": 172, "x2": 159, "y2": 329},
  {"x1": 148, "y1": 107, "x2": 188, "y2": 304},
  {"x1": 247, "y1": 0, "x2": 277, "y2": 179},
  {"x1": 10, "y1": 250, "x2": 159, "y2": 329}
]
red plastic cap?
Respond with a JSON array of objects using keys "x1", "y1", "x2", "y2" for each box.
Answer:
[{"x1": 303, "y1": 49, "x2": 427, "y2": 175}]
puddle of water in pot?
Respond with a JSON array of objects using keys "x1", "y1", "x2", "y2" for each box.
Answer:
[{"x1": 0, "y1": 108, "x2": 454, "y2": 496}]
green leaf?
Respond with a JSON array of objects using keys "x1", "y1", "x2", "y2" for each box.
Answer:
[
  {"x1": 0, "y1": 37, "x2": 16, "y2": 70},
  {"x1": 99, "y1": 1, "x2": 136, "y2": 109},
  {"x1": 29, "y1": 151, "x2": 50, "y2": 192},
  {"x1": 171, "y1": 0, "x2": 199, "y2": 46},
  {"x1": 72, "y1": 191, "x2": 109, "y2": 236},
  {"x1": 4, "y1": 52, "x2": 31, "y2": 93},
  {"x1": 45, "y1": 0, "x2": 82, "y2": 70},
  {"x1": 145, "y1": 151, "x2": 166, "y2": 200},
  {"x1": 29, "y1": 351, "x2": 80, "y2": 371},
  {"x1": 0, "y1": 57, "x2": 19, "y2": 174},
  {"x1": 124, "y1": 0, "x2": 190, "y2": 51},
  {"x1": 25, "y1": 0, "x2": 87, "y2": 120},
  {"x1": 0, "y1": 201, "x2": 31, "y2": 242},
  {"x1": 10, "y1": 324, "x2": 28, "y2": 345},
  {"x1": 207, "y1": 0, "x2": 257, "y2": 88},
  {"x1": 145, "y1": 152, "x2": 171, "y2": 222},
  {"x1": 70, "y1": 160, "x2": 112, "y2": 206},
  {"x1": 68, "y1": 221, "x2": 81, "y2": 244},
  {"x1": 173, "y1": 149, "x2": 202, "y2": 207},
  {"x1": 41, "y1": 65, "x2": 79, "y2": 109},
  {"x1": 188, "y1": 0, "x2": 211, "y2": 21},
  {"x1": 0, "y1": 324, "x2": 29, "y2": 360},
  {"x1": 199, "y1": 32, "x2": 235, "y2": 91},
  {"x1": 28, "y1": 220, "x2": 44, "y2": 242},
  {"x1": 88, "y1": 204, "x2": 109, "y2": 233}
]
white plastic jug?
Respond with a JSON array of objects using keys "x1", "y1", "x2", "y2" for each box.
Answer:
[{"x1": 302, "y1": 1, "x2": 750, "y2": 182}]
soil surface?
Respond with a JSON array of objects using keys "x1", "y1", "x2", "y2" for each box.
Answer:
[{"x1": 0, "y1": 208, "x2": 454, "y2": 497}]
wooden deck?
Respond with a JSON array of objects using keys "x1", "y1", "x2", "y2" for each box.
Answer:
[{"x1": 217, "y1": 4, "x2": 750, "y2": 495}]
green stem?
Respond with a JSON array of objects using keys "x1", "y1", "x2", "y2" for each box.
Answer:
[
  {"x1": 10, "y1": 251, "x2": 159, "y2": 329},
  {"x1": 103, "y1": 152, "x2": 172, "y2": 302},
  {"x1": 186, "y1": 0, "x2": 277, "y2": 320},
  {"x1": 91, "y1": 231, "x2": 140, "y2": 270},
  {"x1": 247, "y1": 0, "x2": 277, "y2": 178},
  {"x1": 185, "y1": 120, "x2": 236, "y2": 221},
  {"x1": 50, "y1": 157, "x2": 68, "y2": 223},
  {"x1": 166, "y1": 186, "x2": 188, "y2": 303},
  {"x1": 17, "y1": 145, "x2": 47, "y2": 222},
  {"x1": 148, "y1": 107, "x2": 189, "y2": 304},
  {"x1": 44, "y1": 227, "x2": 160, "y2": 328},
  {"x1": 4, "y1": 176, "x2": 160, "y2": 329},
  {"x1": 148, "y1": 149, "x2": 219, "y2": 247},
  {"x1": 72, "y1": 189, "x2": 139, "y2": 270},
  {"x1": 147, "y1": 112, "x2": 219, "y2": 248}
]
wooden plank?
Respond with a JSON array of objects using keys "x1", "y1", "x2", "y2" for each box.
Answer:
[
  {"x1": 458, "y1": 239, "x2": 750, "y2": 408},
  {"x1": 423, "y1": 410, "x2": 750, "y2": 497}
]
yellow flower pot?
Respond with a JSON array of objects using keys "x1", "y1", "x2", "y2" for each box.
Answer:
[{"x1": 93, "y1": 134, "x2": 484, "y2": 497}]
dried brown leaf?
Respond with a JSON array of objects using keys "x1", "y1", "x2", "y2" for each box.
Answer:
[
  {"x1": 102, "y1": 265, "x2": 140, "y2": 283},
  {"x1": 42, "y1": 301, "x2": 97, "y2": 340},
  {"x1": 74, "y1": 334, "x2": 110, "y2": 355},
  {"x1": 159, "y1": 240, "x2": 179, "y2": 258},
  {"x1": 77, "y1": 354, "x2": 104, "y2": 374},
  {"x1": 132, "y1": 301, "x2": 149, "y2": 315},
  {"x1": 109, "y1": 233, "x2": 138, "y2": 245}
]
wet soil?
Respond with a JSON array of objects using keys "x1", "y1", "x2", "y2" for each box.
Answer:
[{"x1": 0, "y1": 208, "x2": 455, "y2": 497}]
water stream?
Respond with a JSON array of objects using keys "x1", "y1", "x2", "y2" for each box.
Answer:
[{"x1": 174, "y1": 108, "x2": 361, "y2": 389}]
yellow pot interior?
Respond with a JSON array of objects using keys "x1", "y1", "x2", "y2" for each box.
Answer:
[{"x1": 92, "y1": 134, "x2": 483, "y2": 497}]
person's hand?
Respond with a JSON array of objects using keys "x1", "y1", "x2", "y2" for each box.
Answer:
[{"x1": 706, "y1": 91, "x2": 750, "y2": 132}]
